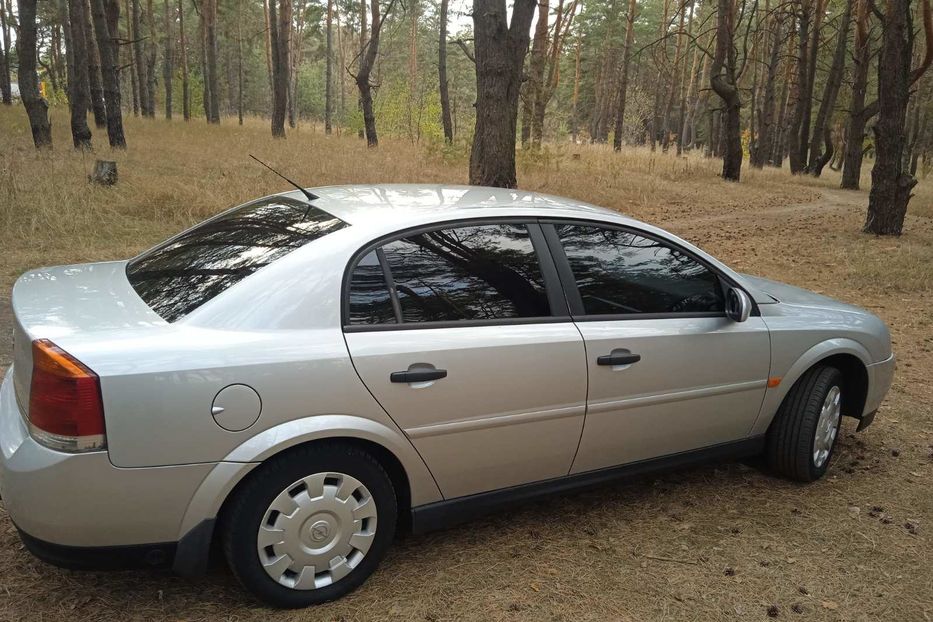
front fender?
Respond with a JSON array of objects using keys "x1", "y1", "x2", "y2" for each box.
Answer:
[
  {"x1": 175, "y1": 414, "x2": 442, "y2": 546},
  {"x1": 749, "y1": 338, "x2": 872, "y2": 436}
]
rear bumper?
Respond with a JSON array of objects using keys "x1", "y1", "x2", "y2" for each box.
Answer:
[
  {"x1": 16, "y1": 527, "x2": 176, "y2": 570},
  {"x1": 0, "y1": 369, "x2": 215, "y2": 573}
]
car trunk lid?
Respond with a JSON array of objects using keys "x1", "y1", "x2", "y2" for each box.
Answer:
[{"x1": 11, "y1": 261, "x2": 165, "y2": 413}]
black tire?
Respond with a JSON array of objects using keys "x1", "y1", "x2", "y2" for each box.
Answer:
[
  {"x1": 766, "y1": 365, "x2": 844, "y2": 482},
  {"x1": 221, "y1": 442, "x2": 398, "y2": 608}
]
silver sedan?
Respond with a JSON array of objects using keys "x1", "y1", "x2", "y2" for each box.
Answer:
[{"x1": 0, "y1": 185, "x2": 895, "y2": 607}]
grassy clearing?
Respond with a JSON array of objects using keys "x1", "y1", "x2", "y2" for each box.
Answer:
[{"x1": 1, "y1": 107, "x2": 932, "y2": 621}]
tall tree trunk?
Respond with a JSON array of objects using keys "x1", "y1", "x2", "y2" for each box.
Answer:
[
  {"x1": 797, "y1": 0, "x2": 826, "y2": 167},
  {"x1": 89, "y1": 0, "x2": 126, "y2": 146},
  {"x1": 788, "y1": 0, "x2": 811, "y2": 173},
  {"x1": 145, "y1": 0, "x2": 157, "y2": 116},
  {"x1": 125, "y1": 0, "x2": 140, "y2": 115},
  {"x1": 325, "y1": 0, "x2": 335, "y2": 134},
  {"x1": 355, "y1": 0, "x2": 391, "y2": 146},
  {"x1": 0, "y1": 0, "x2": 11, "y2": 105},
  {"x1": 178, "y1": 0, "x2": 189, "y2": 120},
  {"x1": 570, "y1": 36, "x2": 581, "y2": 142},
  {"x1": 84, "y1": 0, "x2": 108, "y2": 126},
  {"x1": 68, "y1": 0, "x2": 94, "y2": 148},
  {"x1": 470, "y1": 0, "x2": 536, "y2": 186},
  {"x1": 236, "y1": 0, "x2": 243, "y2": 124},
  {"x1": 841, "y1": 0, "x2": 873, "y2": 188},
  {"x1": 522, "y1": 0, "x2": 548, "y2": 148},
  {"x1": 661, "y1": 0, "x2": 687, "y2": 151},
  {"x1": 676, "y1": 3, "x2": 697, "y2": 155},
  {"x1": 270, "y1": 0, "x2": 291, "y2": 136},
  {"x1": 532, "y1": 0, "x2": 575, "y2": 146},
  {"x1": 711, "y1": 0, "x2": 742, "y2": 180},
  {"x1": 205, "y1": 0, "x2": 220, "y2": 123},
  {"x1": 132, "y1": 0, "x2": 149, "y2": 115},
  {"x1": 263, "y1": 0, "x2": 274, "y2": 94},
  {"x1": 17, "y1": 0, "x2": 53, "y2": 148},
  {"x1": 808, "y1": 0, "x2": 852, "y2": 176},
  {"x1": 752, "y1": 11, "x2": 783, "y2": 167},
  {"x1": 438, "y1": 0, "x2": 453, "y2": 142},
  {"x1": 612, "y1": 0, "x2": 637, "y2": 151},
  {"x1": 865, "y1": 0, "x2": 932, "y2": 234},
  {"x1": 163, "y1": 0, "x2": 173, "y2": 119}
]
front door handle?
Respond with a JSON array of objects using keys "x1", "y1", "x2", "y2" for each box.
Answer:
[
  {"x1": 597, "y1": 352, "x2": 641, "y2": 366},
  {"x1": 390, "y1": 369, "x2": 448, "y2": 383}
]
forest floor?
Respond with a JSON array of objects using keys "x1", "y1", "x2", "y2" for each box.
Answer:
[{"x1": 0, "y1": 108, "x2": 932, "y2": 621}]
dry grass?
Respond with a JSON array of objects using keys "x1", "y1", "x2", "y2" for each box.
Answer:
[{"x1": 1, "y1": 107, "x2": 932, "y2": 621}]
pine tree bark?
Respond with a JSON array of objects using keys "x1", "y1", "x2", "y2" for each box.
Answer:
[
  {"x1": 788, "y1": 0, "x2": 811, "y2": 173},
  {"x1": 612, "y1": 0, "x2": 637, "y2": 150},
  {"x1": 89, "y1": 0, "x2": 126, "y2": 146},
  {"x1": 0, "y1": 0, "x2": 11, "y2": 105},
  {"x1": 521, "y1": 0, "x2": 548, "y2": 149},
  {"x1": 145, "y1": 0, "x2": 157, "y2": 116},
  {"x1": 355, "y1": 0, "x2": 391, "y2": 146},
  {"x1": 163, "y1": 0, "x2": 173, "y2": 119},
  {"x1": 865, "y1": 0, "x2": 932, "y2": 234},
  {"x1": 132, "y1": 0, "x2": 149, "y2": 115},
  {"x1": 84, "y1": 0, "x2": 108, "y2": 126},
  {"x1": 469, "y1": 0, "x2": 536, "y2": 187},
  {"x1": 270, "y1": 0, "x2": 291, "y2": 137},
  {"x1": 438, "y1": 0, "x2": 453, "y2": 142},
  {"x1": 178, "y1": 0, "x2": 189, "y2": 120},
  {"x1": 532, "y1": 0, "x2": 575, "y2": 146},
  {"x1": 807, "y1": 0, "x2": 852, "y2": 176},
  {"x1": 17, "y1": 0, "x2": 53, "y2": 148},
  {"x1": 125, "y1": 0, "x2": 140, "y2": 115},
  {"x1": 68, "y1": 0, "x2": 94, "y2": 148},
  {"x1": 711, "y1": 0, "x2": 742, "y2": 180},
  {"x1": 752, "y1": 11, "x2": 783, "y2": 167},
  {"x1": 204, "y1": 0, "x2": 220, "y2": 123},
  {"x1": 841, "y1": 0, "x2": 873, "y2": 188},
  {"x1": 325, "y1": 0, "x2": 335, "y2": 133}
]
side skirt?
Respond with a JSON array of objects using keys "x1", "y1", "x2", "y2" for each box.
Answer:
[{"x1": 410, "y1": 436, "x2": 765, "y2": 534}]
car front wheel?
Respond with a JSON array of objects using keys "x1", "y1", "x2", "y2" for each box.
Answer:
[
  {"x1": 766, "y1": 365, "x2": 844, "y2": 482},
  {"x1": 221, "y1": 442, "x2": 397, "y2": 608}
]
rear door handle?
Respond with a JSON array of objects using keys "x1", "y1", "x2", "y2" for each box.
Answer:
[
  {"x1": 597, "y1": 352, "x2": 641, "y2": 366},
  {"x1": 390, "y1": 369, "x2": 448, "y2": 383}
]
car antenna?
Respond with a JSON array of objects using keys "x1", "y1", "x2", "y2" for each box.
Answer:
[{"x1": 249, "y1": 154, "x2": 318, "y2": 202}]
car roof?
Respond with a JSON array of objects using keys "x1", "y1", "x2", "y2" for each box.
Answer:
[{"x1": 301, "y1": 184, "x2": 620, "y2": 226}]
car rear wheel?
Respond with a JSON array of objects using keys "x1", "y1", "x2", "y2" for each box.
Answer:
[
  {"x1": 221, "y1": 443, "x2": 397, "y2": 608},
  {"x1": 766, "y1": 365, "x2": 844, "y2": 482}
]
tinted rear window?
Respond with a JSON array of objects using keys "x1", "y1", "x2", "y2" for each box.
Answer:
[{"x1": 127, "y1": 197, "x2": 347, "y2": 322}]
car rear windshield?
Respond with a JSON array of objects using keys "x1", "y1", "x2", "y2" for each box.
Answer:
[{"x1": 127, "y1": 196, "x2": 347, "y2": 322}]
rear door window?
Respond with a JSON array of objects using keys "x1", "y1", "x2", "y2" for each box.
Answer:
[
  {"x1": 347, "y1": 223, "x2": 552, "y2": 325},
  {"x1": 128, "y1": 197, "x2": 346, "y2": 322}
]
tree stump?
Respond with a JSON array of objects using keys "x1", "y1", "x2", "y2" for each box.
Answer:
[{"x1": 89, "y1": 160, "x2": 118, "y2": 186}]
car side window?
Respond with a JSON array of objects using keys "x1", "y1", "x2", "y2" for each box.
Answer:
[
  {"x1": 367, "y1": 223, "x2": 550, "y2": 324},
  {"x1": 554, "y1": 224, "x2": 724, "y2": 315},
  {"x1": 347, "y1": 251, "x2": 397, "y2": 324}
]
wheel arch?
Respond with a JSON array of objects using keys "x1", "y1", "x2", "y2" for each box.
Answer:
[
  {"x1": 172, "y1": 415, "x2": 442, "y2": 576},
  {"x1": 751, "y1": 338, "x2": 872, "y2": 437}
]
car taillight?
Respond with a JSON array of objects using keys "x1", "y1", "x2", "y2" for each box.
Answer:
[{"x1": 28, "y1": 339, "x2": 107, "y2": 452}]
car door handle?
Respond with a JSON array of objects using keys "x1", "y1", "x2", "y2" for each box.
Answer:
[
  {"x1": 597, "y1": 353, "x2": 641, "y2": 366},
  {"x1": 390, "y1": 369, "x2": 448, "y2": 383}
]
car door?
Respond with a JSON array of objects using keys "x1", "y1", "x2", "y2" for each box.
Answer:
[
  {"x1": 541, "y1": 222, "x2": 771, "y2": 475},
  {"x1": 343, "y1": 221, "x2": 588, "y2": 499}
]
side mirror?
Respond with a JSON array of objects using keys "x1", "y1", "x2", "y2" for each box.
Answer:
[{"x1": 726, "y1": 287, "x2": 752, "y2": 322}]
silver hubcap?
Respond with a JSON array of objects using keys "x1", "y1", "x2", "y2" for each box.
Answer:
[
  {"x1": 257, "y1": 472, "x2": 377, "y2": 590},
  {"x1": 813, "y1": 385, "x2": 842, "y2": 468}
]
